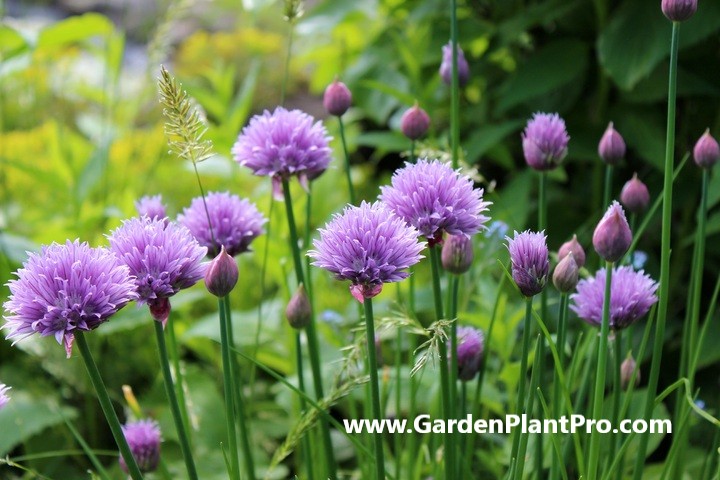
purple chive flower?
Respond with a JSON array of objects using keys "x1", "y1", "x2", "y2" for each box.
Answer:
[
  {"x1": 598, "y1": 122, "x2": 626, "y2": 165},
  {"x1": 439, "y1": 41, "x2": 470, "y2": 87},
  {"x1": 661, "y1": 0, "x2": 697, "y2": 22},
  {"x1": 0, "y1": 383, "x2": 11, "y2": 410},
  {"x1": 693, "y1": 129, "x2": 720, "y2": 169},
  {"x1": 522, "y1": 112, "x2": 570, "y2": 171},
  {"x1": 232, "y1": 107, "x2": 332, "y2": 196},
  {"x1": 323, "y1": 79, "x2": 352, "y2": 117},
  {"x1": 620, "y1": 173, "x2": 650, "y2": 214},
  {"x1": 453, "y1": 326, "x2": 484, "y2": 381},
  {"x1": 178, "y1": 191, "x2": 266, "y2": 257},
  {"x1": 3, "y1": 240, "x2": 137, "y2": 357},
  {"x1": 400, "y1": 104, "x2": 431, "y2": 140},
  {"x1": 108, "y1": 217, "x2": 207, "y2": 324},
  {"x1": 558, "y1": 234, "x2": 586, "y2": 269},
  {"x1": 380, "y1": 159, "x2": 491, "y2": 245},
  {"x1": 593, "y1": 201, "x2": 632, "y2": 263},
  {"x1": 570, "y1": 265, "x2": 658, "y2": 330},
  {"x1": 135, "y1": 195, "x2": 167, "y2": 221},
  {"x1": 119, "y1": 419, "x2": 162, "y2": 473},
  {"x1": 507, "y1": 230, "x2": 549, "y2": 298},
  {"x1": 308, "y1": 201, "x2": 425, "y2": 302}
]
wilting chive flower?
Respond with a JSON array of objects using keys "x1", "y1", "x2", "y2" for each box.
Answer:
[
  {"x1": 0, "y1": 383, "x2": 11, "y2": 410},
  {"x1": 661, "y1": 0, "x2": 697, "y2": 22},
  {"x1": 506, "y1": 230, "x2": 549, "y2": 298},
  {"x1": 553, "y1": 252, "x2": 579, "y2": 293},
  {"x1": 323, "y1": 79, "x2": 352, "y2": 117},
  {"x1": 693, "y1": 129, "x2": 720, "y2": 169},
  {"x1": 570, "y1": 265, "x2": 658, "y2": 330},
  {"x1": 135, "y1": 195, "x2": 167, "y2": 221},
  {"x1": 593, "y1": 201, "x2": 632, "y2": 263},
  {"x1": 621, "y1": 354, "x2": 640, "y2": 391},
  {"x1": 620, "y1": 174, "x2": 650, "y2": 214},
  {"x1": 3, "y1": 240, "x2": 137, "y2": 357},
  {"x1": 380, "y1": 159, "x2": 490, "y2": 245},
  {"x1": 558, "y1": 234, "x2": 586, "y2": 269},
  {"x1": 119, "y1": 419, "x2": 162, "y2": 474},
  {"x1": 308, "y1": 201, "x2": 425, "y2": 302},
  {"x1": 598, "y1": 122, "x2": 626, "y2": 165},
  {"x1": 232, "y1": 107, "x2": 332, "y2": 196},
  {"x1": 400, "y1": 104, "x2": 430, "y2": 140},
  {"x1": 522, "y1": 112, "x2": 570, "y2": 171},
  {"x1": 439, "y1": 41, "x2": 470, "y2": 87},
  {"x1": 452, "y1": 326, "x2": 484, "y2": 381},
  {"x1": 178, "y1": 191, "x2": 266, "y2": 257},
  {"x1": 108, "y1": 217, "x2": 207, "y2": 324}
]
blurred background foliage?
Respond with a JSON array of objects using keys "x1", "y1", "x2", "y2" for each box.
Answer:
[{"x1": 1, "y1": 0, "x2": 720, "y2": 477}]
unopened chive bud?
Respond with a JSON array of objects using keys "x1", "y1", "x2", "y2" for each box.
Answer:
[
  {"x1": 593, "y1": 201, "x2": 632, "y2": 263},
  {"x1": 598, "y1": 122, "x2": 626, "y2": 165},
  {"x1": 453, "y1": 326, "x2": 484, "y2": 381},
  {"x1": 621, "y1": 354, "x2": 640, "y2": 390},
  {"x1": 286, "y1": 284, "x2": 312, "y2": 329},
  {"x1": 439, "y1": 41, "x2": 470, "y2": 87},
  {"x1": 204, "y1": 246, "x2": 239, "y2": 297},
  {"x1": 693, "y1": 128, "x2": 720, "y2": 169},
  {"x1": 553, "y1": 252, "x2": 579, "y2": 293},
  {"x1": 558, "y1": 234, "x2": 586, "y2": 269},
  {"x1": 620, "y1": 173, "x2": 650, "y2": 214},
  {"x1": 323, "y1": 78, "x2": 352, "y2": 117},
  {"x1": 441, "y1": 234, "x2": 474, "y2": 274},
  {"x1": 400, "y1": 103, "x2": 430, "y2": 140},
  {"x1": 661, "y1": 0, "x2": 697, "y2": 22}
]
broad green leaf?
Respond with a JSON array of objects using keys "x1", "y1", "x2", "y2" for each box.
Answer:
[
  {"x1": 355, "y1": 131, "x2": 408, "y2": 153},
  {"x1": 496, "y1": 40, "x2": 589, "y2": 113},
  {"x1": 0, "y1": 393, "x2": 78, "y2": 456},
  {"x1": 36, "y1": 13, "x2": 114, "y2": 51},
  {"x1": 465, "y1": 120, "x2": 524, "y2": 164},
  {"x1": 615, "y1": 110, "x2": 666, "y2": 171},
  {"x1": 0, "y1": 25, "x2": 29, "y2": 59}
]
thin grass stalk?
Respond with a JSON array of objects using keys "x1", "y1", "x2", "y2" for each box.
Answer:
[
  {"x1": 395, "y1": 324, "x2": 403, "y2": 480},
  {"x1": 633, "y1": 22, "x2": 680, "y2": 479},
  {"x1": 221, "y1": 296, "x2": 256, "y2": 480},
  {"x1": 510, "y1": 298, "x2": 534, "y2": 469},
  {"x1": 689, "y1": 273, "x2": 720, "y2": 379},
  {"x1": 449, "y1": 0, "x2": 460, "y2": 170},
  {"x1": 280, "y1": 22, "x2": 294, "y2": 106},
  {"x1": 165, "y1": 316, "x2": 192, "y2": 447},
  {"x1": 295, "y1": 332, "x2": 316, "y2": 479},
  {"x1": 449, "y1": 274, "x2": 460, "y2": 470},
  {"x1": 607, "y1": 330, "x2": 623, "y2": 470},
  {"x1": 363, "y1": 298, "x2": 386, "y2": 480},
  {"x1": 514, "y1": 337, "x2": 542, "y2": 480},
  {"x1": 153, "y1": 323, "x2": 198, "y2": 480},
  {"x1": 537, "y1": 171, "x2": 548, "y2": 477},
  {"x1": 536, "y1": 389, "x2": 570, "y2": 480},
  {"x1": 280, "y1": 178, "x2": 336, "y2": 477},
  {"x1": 562, "y1": 334, "x2": 595, "y2": 465},
  {"x1": 428, "y1": 245, "x2": 455, "y2": 480},
  {"x1": 63, "y1": 342, "x2": 124, "y2": 480},
  {"x1": 587, "y1": 261, "x2": 613, "y2": 480},
  {"x1": 218, "y1": 298, "x2": 240, "y2": 480},
  {"x1": 550, "y1": 292, "x2": 569, "y2": 480},
  {"x1": 338, "y1": 117, "x2": 355, "y2": 204},
  {"x1": 603, "y1": 165, "x2": 613, "y2": 214}
]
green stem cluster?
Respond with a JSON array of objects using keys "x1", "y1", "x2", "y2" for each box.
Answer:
[{"x1": 363, "y1": 298, "x2": 386, "y2": 480}]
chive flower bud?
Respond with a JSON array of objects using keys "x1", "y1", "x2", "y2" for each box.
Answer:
[
  {"x1": 620, "y1": 173, "x2": 650, "y2": 214},
  {"x1": 553, "y1": 252, "x2": 579, "y2": 293},
  {"x1": 621, "y1": 354, "x2": 640, "y2": 390},
  {"x1": 286, "y1": 284, "x2": 312, "y2": 329},
  {"x1": 204, "y1": 246, "x2": 239, "y2": 297},
  {"x1": 453, "y1": 326, "x2": 484, "y2": 381},
  {"x1": 661, "y1": 0, "x2": 697, "y2": 22},
  {"x1": 598, "y1": 122, "x2": 626, "y2": 165},
  {"x1": 439, "y1": 41, "x2": 470, "y2": 87},
  {"x1": 693, "y1": 129, "x2": 720, "y2": 169},
  {"x1": 593, "y1": 201, "x2": 632, "y2": 263},
  {"x1": 119, "y1": 419, "x2": 162, "y2": 473},
  {"x1": 441, "y1": 234, "x2": 474, "y2": 274},
  {"x1": 400, "y1": 103, "x2": 430, "y2": 140},
  {"x1": 323, "y1": 78, "x2": 352, "y2": 117},
  {"x1": 558, "y1": 234, "x2": 586, "y2": 269}
]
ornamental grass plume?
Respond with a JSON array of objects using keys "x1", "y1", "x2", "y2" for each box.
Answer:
[
  {"x1": 598, "y1": 122, "x2": 626, "y2": 165},
  {"x1": 693, "y1": 129, "x2": 720, "y2": 169},
  {"x1": 108, "y1": 217, "x2": 207, "y2": 324},
  {"x1": 308, "y1": 201, "x2": 425, "y2": 302},
  {"x1": 119, "y1": 419, "x2": 162, "y2": 474},
  {"x1": 570, "y1": 265, "x2": 658, "y2": 330},
  {"x1": 3, "y1": 240, "x2": 137, "y2": 357},
  {"x1": 620, "y1": 174, "x2": 651, "y2": 214},
  {"x1": 522, "y1": 112, "x2": 570, "y2": 171},
  {"x1": 135, "y1": 195, "x2": 167, "y2": 221},
  {"x1": 178, "y1": 191, "x2": 266, "y2": 257},
  {"x1": 453, "y1": 326, "x2": 484, "y2": 381},
  {"x1": 232, "y1": 107, "x2": 332, "y2": 196},
  {"x1": 0, "y1": 383, "x2": 10, "y2": 410},
  {"x1": 439, "y1": 41, "x2": 470, "y2": 87},
  {"x1": 379, "y1": 158, "x2": 490, "y2": 245},
  {"x1": 593, "y1": 201, "x2": 632, "y2": 263},
  {"x1": 506, "y1": 230, "x2": 549, "y2": 298}
]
